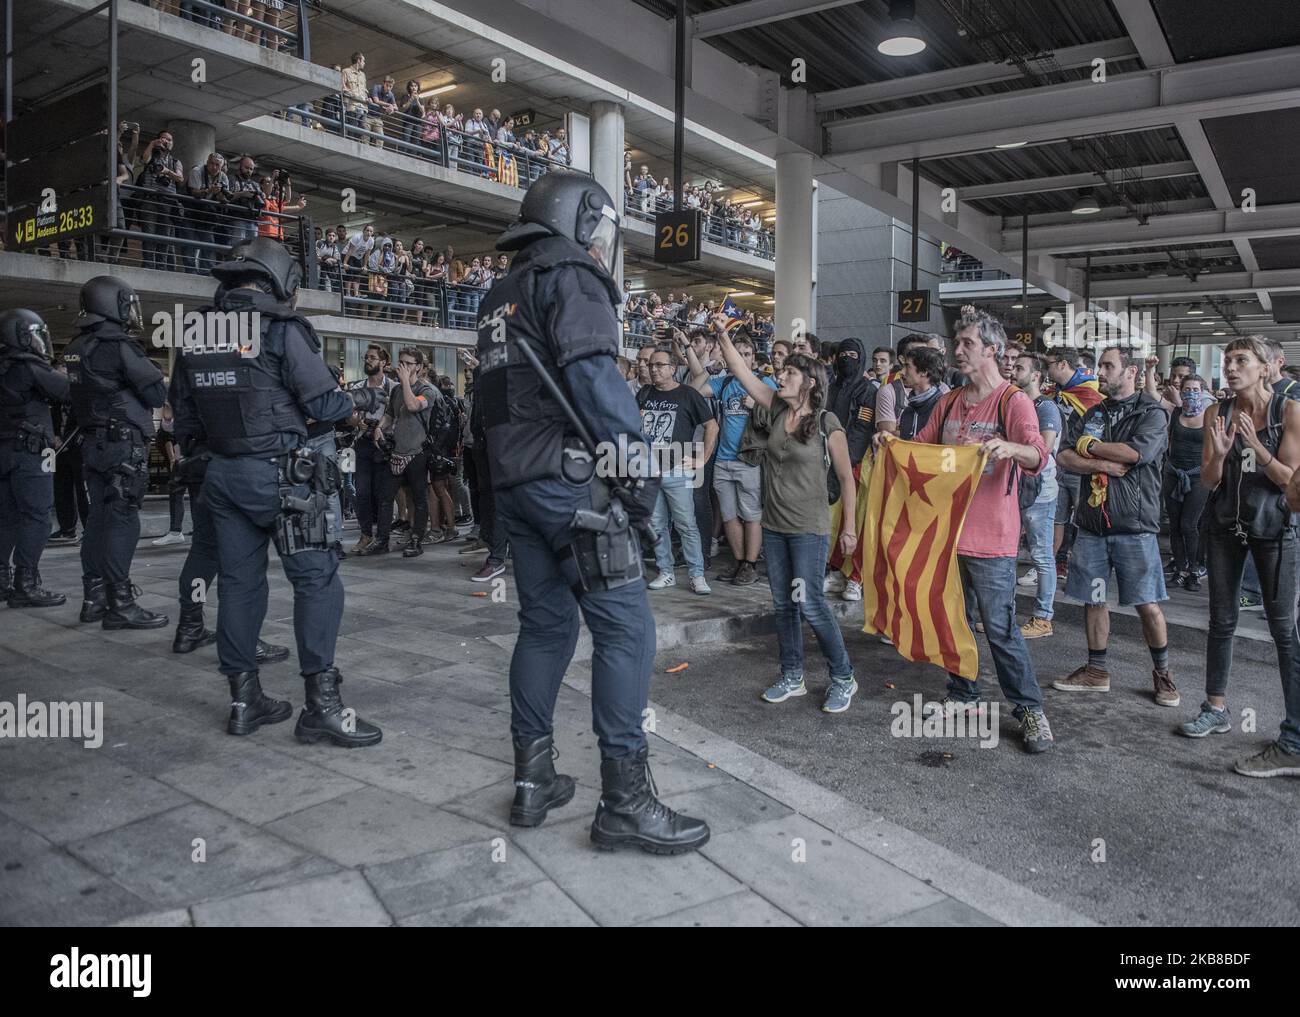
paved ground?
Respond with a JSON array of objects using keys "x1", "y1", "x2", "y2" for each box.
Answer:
[{"x1": 0, "y1": 502, "x2": 1289, "y2": 925}]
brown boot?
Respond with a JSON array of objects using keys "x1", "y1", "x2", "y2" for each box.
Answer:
[
  {"x1": 1052, "y1": 664, "x2": 1110, "y2": 693},
  {"x1": 352, "y1": 534, "x2": 373, "y2": 554},
  {"x1": 1152, "y1": 669, "x2": 1180, "y2": 708},
  {"x1": 1020, "y1": 617, "x2": 1053, "y2": 639}
]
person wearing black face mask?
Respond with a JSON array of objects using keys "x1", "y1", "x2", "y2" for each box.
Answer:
[{"x1": 824, "y1": 336, "x2": 877, "y2": 601}]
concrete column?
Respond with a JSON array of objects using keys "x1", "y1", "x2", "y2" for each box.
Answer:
[
  {"x1": 166, "y1": 120, "x2": 217, "y2": 183},
  {"x1": 776, "y1": 151, "x2": 814, "y2": 345},
  {"x1": 591, "y1": 101, "x2": 625, "y2": 295}
]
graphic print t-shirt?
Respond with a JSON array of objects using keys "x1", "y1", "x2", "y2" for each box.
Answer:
[{"x1": 637, "y1": 383, "x2": 713, "y2": 478}]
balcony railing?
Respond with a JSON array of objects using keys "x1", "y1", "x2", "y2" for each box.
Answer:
[
  {"x1": 623, "y1": 192, "x2": 774, "y2": 261},
  {"x1": 130, "y1": 0, "x2": 312, "y2": 60},
  {"x1": 940, "y1": 263, "x2": 1013, "y2": 283},
  {"x1": 277, "y1": 99, "x2": 575, "y2": 188}
]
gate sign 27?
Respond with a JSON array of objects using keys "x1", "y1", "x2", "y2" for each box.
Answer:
[{"x1": 896, "y1": 289, "x2": 930, "y2": 323}]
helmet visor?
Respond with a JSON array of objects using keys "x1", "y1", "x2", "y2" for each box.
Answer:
[
  {"x1": 126, "y1": 294, "x2": 144, "y2": 336},
  {"x1": 588, "y1": 205, "x2": 620, "y2": 277},
  {"x1": 23, "y1": 323, "x2": 51, "y2": 359}
]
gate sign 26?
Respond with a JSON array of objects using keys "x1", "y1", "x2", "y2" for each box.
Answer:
[{"x1": 654, "y1": 210, "x2": 701, "y2": 263}]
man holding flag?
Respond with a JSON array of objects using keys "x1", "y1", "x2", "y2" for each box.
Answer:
[{"x1": 908, "y1": 310, "x2": 1055, "y2": 753}]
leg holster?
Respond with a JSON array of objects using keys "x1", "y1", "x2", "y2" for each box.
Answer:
[
  {"x1": 560, "y1": 478, "x2": 644, "y2": 596},
  {"x1": 272, "y1": 448, "x2": 337, "y2": 556}
]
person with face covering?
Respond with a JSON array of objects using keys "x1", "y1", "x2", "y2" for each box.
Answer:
[
  {"x1": 1162, "y1": 373, "x2": 1210, "y2": 592},
  {"x1": 823, "y1": 336, "x2": 878, "y2": 602}
]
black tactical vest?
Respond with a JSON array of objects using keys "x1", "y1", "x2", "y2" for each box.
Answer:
[
  {"x1": 181, "y1": 300, "x2": 317, "y2": 457},
  {"x1": 0, "y1": 355, "x2": 55, "y2": 442},
  {"x1": 63, "y1": 325, "x2": 157, "y2": 437},
  {"x1": 475, "y1": 236, "x2": 620, "y2": 489}
]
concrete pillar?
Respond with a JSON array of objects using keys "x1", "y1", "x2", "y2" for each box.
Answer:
[
  {"x1": 815, "y1": 182, "x2": 942, "y2": 347},
  {"x1": 166, "y1": 120, "x2": 217, "y2": 182},
  {"x1": 591, "y1": 101, "x2": 625, "y2": 295},
  {"x1": 776, "y1": 151, "x2": 814, "y2": 345}
]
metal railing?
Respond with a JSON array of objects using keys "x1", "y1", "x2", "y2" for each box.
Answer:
[
  {"x1": 320, "y1": 257, "x2": 491, "y2": 329},
  {"x1": 37, "y1": 182, "x2": 311, "y2": 277},
  {"x1": 279, "y1": 97, "x2": 574, "y2": 188},
  {"x1": 130, "y1": 0, "x2": 312, "y2": 59},
  {"x1": 623, "y1": 193, "x2": 775, "y2": 261},
  {"x1": 940, "y1": 263, "x2": 1013, "y2": 283}
]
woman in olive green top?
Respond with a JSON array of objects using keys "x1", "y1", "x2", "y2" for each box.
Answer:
[{"x1": 714, "y1": 322, "x2": 860, "y2": 713}]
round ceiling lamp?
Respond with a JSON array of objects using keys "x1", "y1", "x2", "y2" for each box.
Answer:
[
  {"x1": 1071, "y1": 189, "x2": 1101, "y2": 215},
  {"x1": 878, "y1": 0, "x2": 926, "y2": 56}
]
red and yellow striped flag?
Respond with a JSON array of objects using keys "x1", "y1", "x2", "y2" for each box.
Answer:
[{"x1": 859, "y1": 436, "x2": 986, "y2": 679}]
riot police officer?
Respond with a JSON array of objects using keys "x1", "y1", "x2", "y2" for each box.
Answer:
[
  {"x1": 170, "y1": 237, "x2": 380, "y2": 747},
  {"x1": 0, "y1": 310, "x2": 69, "y2": 607},
  {"x1": 64, "y1": 277, "x2": 170, "y2": 629},
  {"x1": 477, "y1": 171, "x2": 709, "y2": 853}
]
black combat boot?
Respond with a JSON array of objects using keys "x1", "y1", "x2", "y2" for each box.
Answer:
[
  {"x1": 590, "y1": 748, "x2": 710, "y2": 855},
  {"x1": 255, "y1": 639, "x2": 291, "y2": 665},
  {"x1": 226, "y1": 670, "x2": 293, "y2": 735},
  {"x1": 172, "y1": 602, "x2": 216, "y2": 653},
  {"x1": 0, "y1": 563, "x2": 13, "y2": 600},
  {"x1": 294, "y1": 668, "x2": 382, "y2": 748},
  {"x1": 102, "y1": 580, "x2": 169, "y2": 630},
  {"x1": 510, "y1": 734, "x2": 576, "y2": 827},
  {"x1": 7, "y1": 568, "x2": 66, "y2": 608},
  {"x1": 79, "y1": 576, "x2": 107, "y2": 623},
  {"x1": 401, "y1": 533, "x2": 423, "y2": 558}
]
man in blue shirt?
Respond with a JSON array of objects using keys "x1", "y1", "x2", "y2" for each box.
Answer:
[
  {"x1": 686, "y1": 325, "x2": 776, "y2": 585},
  {"x1": 1012, "y1": 352, "x2": 1062, "y2": 638}
]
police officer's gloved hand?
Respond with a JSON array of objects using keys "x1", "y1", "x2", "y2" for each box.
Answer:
[{"x1": 612, "y1": 476, "x2": 661, "y2": 547}]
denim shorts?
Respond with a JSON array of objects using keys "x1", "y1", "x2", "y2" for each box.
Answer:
[{"x1": 1064, "y1": 531, "x2": 1167, "y2": 607}]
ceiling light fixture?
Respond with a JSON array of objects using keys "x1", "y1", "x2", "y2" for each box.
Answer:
[
  {"x1": 1213, "y1": 330, "x2": 1227, "y2": 336},
  {"x1": 1186, "y1": 303, "x2": 1205, "y2": 315},
  {"x1": 1071, "y1": 189, "x2": 1101, "y2": 215},
  {"x1": 417, "y1": 83, "x2": 457, "y2": 99},
  {"x1": 878, "y1": 0, "x2": 926, "y2": 57},
  {"x1": 729, "y1": 291, "x2": 755, "y2": 298},
  {"x1": 996, "y1": 141, "x2": 1028, "y2": 149}
]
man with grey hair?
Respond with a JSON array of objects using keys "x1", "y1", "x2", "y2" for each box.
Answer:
[{"x1": 913, "y1": 311, "x2": 1055, "y2": 753}]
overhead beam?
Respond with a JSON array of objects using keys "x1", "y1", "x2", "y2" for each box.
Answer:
[
  {"x1": 824, "y1": 46, "x2": 1300, "y2": 163},
  {"x1": 957, "y1": 160, "x2": 1196, "y2": 201},
  {"x1": 691, "y1": 0, "x2": 862, "y2": 40},
  {"x1": 1064, "y1": 246, "x2": 1236, "y2": 268},
  {"x1": 1004, "y1": 203, "x2": 1300, "y2": 255},
  {"x1": 1091, "y1": 269, "x2": 1300, "y2": 300},
  {"x1": 816, "y1": 38, "x2": 1138, "y2": 112},
  {"x1": 1109, "y1": 0, "x2": 1174, "y2": 68}
]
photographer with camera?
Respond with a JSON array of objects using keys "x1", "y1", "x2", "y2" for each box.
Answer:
[
  {"x1": 347, "y1": 345, "x2": 397, "y2": 556},
  {"x1": 136, "y1": 130, "x2": 186, "y2": 272},
  {"x1": 185, "y1": 152, "x2": 231, "y2": 275},
  {"x1": 226, "y1": 155, "x2": 266, "y2": 244}
]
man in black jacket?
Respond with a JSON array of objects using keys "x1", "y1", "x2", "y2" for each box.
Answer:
[
  {"x1": 1053, "y1": 346, "x2": 1177, "y2": 709},
  {"x1": 824, "y1": 336, "x2": 877, "y2": 600}
]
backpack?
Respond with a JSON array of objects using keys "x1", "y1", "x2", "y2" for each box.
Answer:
[{"x1": 936, "y1": 384, "x2": 1041, "y2": 511}]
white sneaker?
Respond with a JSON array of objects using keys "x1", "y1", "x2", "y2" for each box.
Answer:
[
  {"x1": 647, "y1": 572, "x2": 676, "y2": 590},
  {"x1": 1017, "y1": 568, "x2": 1037, "y2": 587},
  {"x1": 823, "y1": 571, "x2": 846, "y2": 595},
  {"x1": 689, "y1": 575, "x2": 711, "y2": 595},
  {"x1": 842, "y1": 580, "x2": 862, "y2": 602},
  {"x1": 879, "y1": 634, "x2": 893, "y2": 646},
  {"x1": 153, "y1": 531, "x2": 187, "y2": 547}
]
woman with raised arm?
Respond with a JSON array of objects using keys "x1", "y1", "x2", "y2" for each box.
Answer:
[
  {"x1": 1182, "y1": 336, "x2": 1300, "y2": 781},
  {"x1": 713, "y1": 317, "x2": 861, "y2": 714}
]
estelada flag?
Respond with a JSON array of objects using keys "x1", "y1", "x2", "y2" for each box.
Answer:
[{"x1": 859, "y1": 436, "x2": 986, "y2": 679}]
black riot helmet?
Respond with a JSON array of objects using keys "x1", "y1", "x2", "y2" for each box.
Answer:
[
  {"x1": 79, "y1": 275, "x2": 144, "y2": 334},
  {"x1": 497, "y1": 170, "x2": 620, "y2": 276},
  {"x1": 0, "y1": 308, "x2": 52, "y2": 359},
  {"x1": 211, "y1": 236, "x2": 303, "y2": 303}
]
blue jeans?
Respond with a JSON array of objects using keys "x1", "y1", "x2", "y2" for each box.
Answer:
[
  {"x1": 1023, "y1": 498, "x2": 1056, "y2": 620},
  {"x1": 762, "y1": 529, "x2": 852, "y2": 681},
  {"x1": 651, "y1": 475, "x2": 703, "y2": 578},
  {"x1": 947, "y1": 555, "x2": 1043, "y2": 713}
]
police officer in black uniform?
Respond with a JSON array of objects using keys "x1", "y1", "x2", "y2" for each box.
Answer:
[
  {"x1": 170, "y1": 237, "x2": 381, "y2": 746},
  {"x1": 477, "y1": 171, "x2": 709, "y2": 853},
  {"x1": 0, "y1": 310, "x2": 70, "y2": 607},
  {"x1": 64, "y1": 277, "x2": 170, "y2": 630}
]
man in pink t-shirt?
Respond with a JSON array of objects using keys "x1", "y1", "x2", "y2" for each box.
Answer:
[{"x1": 913, "y1": 311, "x2": 1055, "y2": 754}]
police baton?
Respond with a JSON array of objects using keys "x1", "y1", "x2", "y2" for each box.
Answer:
[{"x1": 52, "y1": 426, "x2": 80, "y2": 458}]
